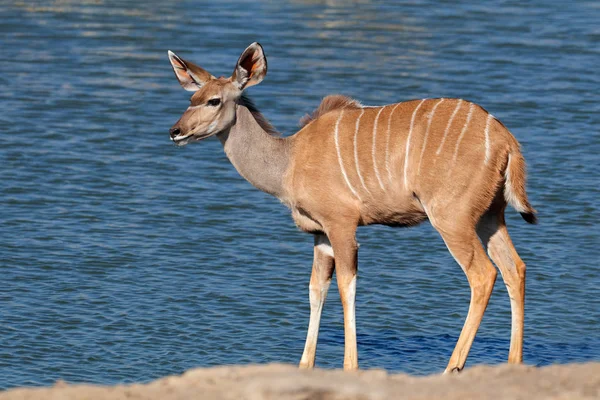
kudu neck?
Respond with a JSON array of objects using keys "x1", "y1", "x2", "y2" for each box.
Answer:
[{"x1": 217, "y1": 104, "x2": 291, "y2": 199}]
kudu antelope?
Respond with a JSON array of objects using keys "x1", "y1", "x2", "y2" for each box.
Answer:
[{"x1": 167, "y1": 42, "x2": 536, "y2": 373}]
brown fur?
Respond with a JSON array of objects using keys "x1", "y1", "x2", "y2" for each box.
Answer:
[
  {"x1": 189, "y1": 78, "x2": 229, "y2": 106},
  {"x1": 503, "y1": 141, "x2": 537, "y2": 223},
  {"x1": 239, "y1": 94, "x2": 279, "y2": 136},
  {"x1": 299, "y1": 95, "x2": 362, "y2": 128},
  {"x1": 285, "y1": 98, "x2": 536, "y2": 372}
]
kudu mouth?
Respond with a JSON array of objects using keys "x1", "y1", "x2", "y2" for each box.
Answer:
[
  {"x1": 170, "y1": 126, "x2": 215, "y2": 146},
  {"x1": 171, "y1": 132, "x2": 207, "y2": 146}
]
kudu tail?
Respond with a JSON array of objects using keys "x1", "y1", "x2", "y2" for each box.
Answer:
[{"x1": 504, "y1": 149, "x2": 537, "y2": 224}]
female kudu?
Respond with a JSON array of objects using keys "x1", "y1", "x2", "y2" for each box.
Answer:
[{"x1": 167, "y1": 42, "x2": 536, "y2": 373}]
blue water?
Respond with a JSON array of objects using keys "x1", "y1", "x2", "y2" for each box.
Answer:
[{"x1": 1, "y1": 0, "x2": 599, "y2": 389}]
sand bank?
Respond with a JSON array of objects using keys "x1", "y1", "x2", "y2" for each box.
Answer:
[{"x1": 2, "y1": 362, "x2": 599, "y2": 399}]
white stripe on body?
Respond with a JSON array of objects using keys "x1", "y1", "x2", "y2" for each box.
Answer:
[
  {"x1": 371, "y1": 107, "x2": 386, "y2": 190},
  {"x1": 417, "y1": 98, "x2": 445, "y2": 176},
  {"x1": 334, "y1": 110, "x2": 362, "y2": 200},
  {"x1": 484, "y1": 114, "x2": 493, "y2": 164},
  {"x1": 385, "y1": 103, "x2": 402, "y2": 184},
  {"x1": 353, "y1": 109, "x2": 371, "y2": 195},
  {"x1": 452, "y1": 103, "x2": 475, "y2": 162},
  {"x1": 404, "y1": 99, "x2": 427, "y2": 189},
  {"x1": 436, "y1": 99, "x2": 463, "y2": 155}
]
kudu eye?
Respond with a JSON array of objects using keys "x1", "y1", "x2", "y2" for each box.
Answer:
[{"x1": 207, "y1": 98, "x2": 221, "y2": 107}]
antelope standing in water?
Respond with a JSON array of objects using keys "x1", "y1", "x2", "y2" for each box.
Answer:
[{"x1": 167, "y1": 43, "x2": 536, "y2": 373}]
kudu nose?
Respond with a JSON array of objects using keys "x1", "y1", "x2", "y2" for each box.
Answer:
[{"x1": 169, "y1": 127, "x2": 181, "y2": 138}]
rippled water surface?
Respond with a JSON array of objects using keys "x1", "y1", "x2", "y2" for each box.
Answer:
[{"x1": 1, "y1": 0, "x2": 599, "y2": 389}]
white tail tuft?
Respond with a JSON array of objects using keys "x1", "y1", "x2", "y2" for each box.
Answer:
[{"x1": 504, "y1": 152, "x2": 537, "y2": 224}]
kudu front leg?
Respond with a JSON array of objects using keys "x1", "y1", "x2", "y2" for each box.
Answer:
[
  {"x1": 299, "y1": 234, "x2": 335, "y2": 369},
  {"x1": 328, "y1": 226, "x2": 359, "y2": 371}
]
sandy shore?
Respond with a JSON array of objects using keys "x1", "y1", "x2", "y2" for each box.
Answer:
[{"x1": 1, "y1": 362, "x2": 599, "y2": 399}]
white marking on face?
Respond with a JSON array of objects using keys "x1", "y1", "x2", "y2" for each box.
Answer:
[
  {"x1": 187, "y1": 105, "x2": 202, "y2": 111},
  {"x1": 452, "y1": 102, "x2": 475, "y2": 162},
  {"x1": 385, "y1": 103, "x2": 402, "y2": 183},
  {"x1": 404, "y1": 99, "x2": 426, "y2": 189},
  {"x1": 417, "y1": 98, "x2": 444, "y2": 176},
  {"x1": 484, "y1": 114, "x2": 493, "y2": 164},
  {"x1": 353, "y1": 109, "x2": 371, "y2": 195},
  {"x1": 436, "y1": 99, "x2": 463, "y2": 155},
  {"x1": 334, "y1": 110, "x2": 361, "y2": 201},
  {"x1": 207, "y1": 121, "x2": 218, "y2": 134},
  {"x1": 371, "y1": 107, "x2": 386, "y2": 190},
  {"x1": 172, "y1": 133, "x2": 195, "y2": 143}
]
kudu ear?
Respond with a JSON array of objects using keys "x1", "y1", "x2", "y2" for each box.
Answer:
[
  {"x1": 232, "y1": 42, "x2": 267, "y2": 90},
  {"x1": 168, "y1": 50, "x2": 214, "y2": 91}
]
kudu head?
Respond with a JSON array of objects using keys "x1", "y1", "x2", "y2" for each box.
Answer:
[{"x1": 167, "y1": 42, "x2": 267, "y2": 146}]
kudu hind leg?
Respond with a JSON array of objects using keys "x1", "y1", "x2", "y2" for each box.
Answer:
[
  {"x1": 299, "y1": 234, "x2": 335, "y2": 369},
  {"x1": 435, "y1": 224, "x2": 498, "y2": 373},
  {"x1": 477, "y1": 211, "x2": 526, "y2": 364}
]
